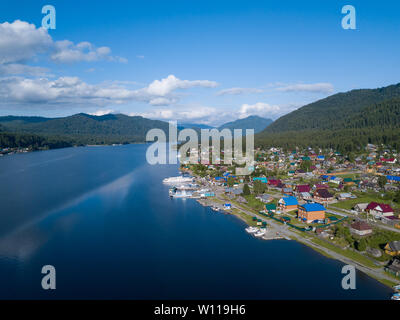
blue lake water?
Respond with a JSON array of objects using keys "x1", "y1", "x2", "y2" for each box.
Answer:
[{"x1": 0, "y1": 144, "x2": 393, "y2": 299}]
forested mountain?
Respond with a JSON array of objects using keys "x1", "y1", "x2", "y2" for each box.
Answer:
[
  {"x1": 0, "y1": 113, "x2": 170, "y2": 147},
  {"x1": 264, "y1": 83, "x2": 400, "y2": 133},
  {"x1": 256, "y1": 91, "x2": 400, "y2": 152},
  {"x1": 218, "y1": 115, "x2": 273, "y2": 134}
]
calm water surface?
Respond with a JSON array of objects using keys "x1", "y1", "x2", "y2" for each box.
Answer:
[{"x1": 0, "y1": 145, "x2": 393, "y2": 299}]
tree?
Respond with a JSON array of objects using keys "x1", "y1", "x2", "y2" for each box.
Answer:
[
  {"x1": 394, "y1": 190, "x2": 400, "y2": 203},
  {"x1": 227, "y1": 177, "x2": 234, "y2": 187},
  {"x1": 243, "y1": 184, "x2": 251, "y2": 196},
  {"x1": 300, "y1": 160, "x2": 312, "y2": 172},
  {"x1": 378, "y1": 176, "x2": 387, "y2": 189},
  {"x1": 253, "y1": 180, "x2": 266, "y2": 194},
  {"x1": 356, "y1": 238, "x2": 367, "y2": 252}
]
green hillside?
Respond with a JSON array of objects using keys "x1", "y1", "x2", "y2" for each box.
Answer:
[
  {"x1": 264, "y1": 83, "x2": 400, "y2": 133},
  {"x1": 0, "y1": 113, "x2": 170, "y2": 147},
  {"x1": 256, "y1": 94, "x2": 400, "y2": 152}
]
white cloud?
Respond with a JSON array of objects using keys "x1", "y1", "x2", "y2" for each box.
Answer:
[
  {"x1": 132, "y1": 74, "x2": 218, "y2": 105},
  {"x1": 216, "y1": 87, "x2": 263, "y2": 96},
  {"x1": 0, "y1": 74, "x2": 218, "y2": 107},
  {"x1": 141, "y1": 74, "x2": 218, "y2": 96},
  {"x1": 276, "y1": 83, "x2": 334, "y2": 94},
  {"x1": 0, "y1": 63, "x2": 49, "y2": 76},
  {"x1": 131, "y1": 106, "x2": 217, "y2": 123},
  {"x1": 238, "y1": 102, "x2": 281, "y2": 119},
  {"x1": 0, "y1": 20, "x2": 52, "y2": 64},
  {"x1": 0, "y1": 20, "x2": 127, "y2": 71},
  {"x1": 89, "y1": 109, "x2": 115, "y2": 116}
]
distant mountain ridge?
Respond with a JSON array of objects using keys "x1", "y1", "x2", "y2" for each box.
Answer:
[
  {"x1": 218, "y1": 115, "x2": 273, "y2": 134},
  {"x1": 0, "y1": 113, "x2": 170, "y2": 146}
]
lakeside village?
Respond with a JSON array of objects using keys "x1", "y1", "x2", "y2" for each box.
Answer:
[{"x1": 164, "y1": 143, "x2": 400, "y2": 298}]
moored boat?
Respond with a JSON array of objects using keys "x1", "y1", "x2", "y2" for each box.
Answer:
[
  {"x1": 254, "y1": 228, "x2": 267, "y2": 237},
  {"x1": 163, "y1": 176, "x2": 193, "y2": 185},
  {"x1": 245, "y1": 226, "x2": 258, "y2": 234},
  {"x1": 391, "y1": 293, "x2": 400, "y2": 300}
]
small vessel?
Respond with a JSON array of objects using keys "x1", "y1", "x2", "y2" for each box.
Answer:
[
  {"x1": 393, "y1": 284, "x2": 400, "y2": 291},
  {"x1": 163, "y1": 176, "x2": 194, "y2": 185},
  {"x1": 245, "y1": 226, "x2": 258, "y2": 234},
  {"x1": 211, "y1": 206, "x2": 220, "y2": 212},
  {"x1": 391, "y1": 293, "x2": 400, "y2": 300},
  {"x1": 172, "y1": 190, "x2": 193, "y2": 198},
  {"x1": 254, "y1": 228, "x2": 267, "y2": 237}
]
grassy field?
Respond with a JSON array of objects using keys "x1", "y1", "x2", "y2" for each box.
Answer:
[
  {"x1": 330, "y1": 193, "x2": 397, "y2": 210},
  {"x1": 310, "y1": 237, "x2": 379, "y2": 269}
]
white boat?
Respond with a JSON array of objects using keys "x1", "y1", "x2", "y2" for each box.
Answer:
[
  {"x1": 393, "y1": 284, "x2": 400, "y2": 291},
  {"x1": 172, "y1": 190, "x2": 193, "y2": 198},
  {"x1": 254, "y1": 228, "x2": 267, "y2": 237},
  {"x1": 163, "y1": 176, "x2": 193, "y2": 185},
  {"x1": 245, "y1": 226, "x2": 259, "y2": 234},
  {"x1": 391, "y1": 293, "x2": 400, "y2": 300}
]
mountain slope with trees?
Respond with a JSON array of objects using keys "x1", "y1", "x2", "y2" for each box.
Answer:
[
  {"x1": 0, "y1": 113, "x2": 170, "y2": 145},
  {"x1": 256, "y1": 83, "x2": 400, "y2": 151}
]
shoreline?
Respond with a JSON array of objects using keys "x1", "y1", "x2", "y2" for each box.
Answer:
[{"x1": 189, "y1": 174, "x2": 399, "y2": 291}]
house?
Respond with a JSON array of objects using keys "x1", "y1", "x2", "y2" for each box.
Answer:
[
  {"x1": 350, "y1": 221, "x2": 373, "y2": 236},
  {"x1": 253, "y1": 177, "x2": 268, "y2": 183},
  {"x1": 387, "y1": 175, "x2": 400, "y2": 183},
  {"x1": 300, "y1": 192, "x2": 312, "y2": 200},
  {"x1": 337, "y1": 193, "x2": 353, "y2": 201},
  {"x1": 278, "y1": 196, "x2": 299, "y2": 212},
  {"x1": 265, "y1": 203, "x2": 276, "y2": 213},
  {"x1": 354, "y1": 203, "x2": 369, "y2": 213},
  {"x1": 381, "y1": 215, "x2": 400, "y2": 226},
  {"x1": 385, "y1": 241, "x2": 400, "y2": 256},
  {"x1": 296, "y1": 185, "x2": 311, "y2": 193},
  {"x1": 282, "y1": 187, "x2": 293, "y2": 195},
  {"x1": 268, "y1": 179, "x2": 281, "y2": 187},
  {"x1": 385, "y1": 258, "x2": 400, "y2": 277},
  {"x1": 313, "y1": 189, "x2": 334, "y2": 204},
  {"x1": 366, "y1": 202, "x2": 394, "y2": 218},
  {"x1": 381, "y1": 158, "x2": 397, "y2": 164},
  {"x1": 314, "y1": 183, "x2": 329, "y2": 190},
  {"x1": 298, "y1": 203, "x2": 326, "y2": 223},
  {"x1": 256, "y1": 194, "x2": 272, "y2": 203},
  {"x1": 223, "y1": 203, "x2": 232, "y2": 210}
]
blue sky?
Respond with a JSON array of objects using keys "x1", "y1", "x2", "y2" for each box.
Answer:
[{"x1": 0, "y1": 0, "x2": 399, "y2": 125}]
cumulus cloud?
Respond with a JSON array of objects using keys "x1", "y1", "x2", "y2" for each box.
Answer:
[
  {"x1": 276, "y1": 82, "x2": 334, "y2": 94},
  {"x1": 132, "y1": 75, "x2": 218, "y2": 105},
  {"x1": 216, "y1": 87, "x2": 263, "y2": 96},
  {"x1": 0, "y1": 74, "x2": 218, "y2": 107},
  {"x1": 0, "y1": 20, "x2": 127, "y2": 71},
  {"x1": 89, "y1": 109, "x2": 115, "y2": 116},
  {"x1": 131, "y1": 106, "x2": 218, "y2": 123},
  {"x1": 0, "y1": 63, "x2": 49, "y2": 76},
  {"x1": 0, "y1": 20, "x2": 52, "y2": 64},
  {"x1": 238, "y1": 102, "x2": 281, "y2": 119}
]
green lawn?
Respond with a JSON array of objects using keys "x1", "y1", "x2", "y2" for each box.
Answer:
[
  {"x1": 331, "y1": 193, "x2": 397, "y2": 211},
  {"x1": 310, "y1": 238, "x2": 379, "y2": 269}
]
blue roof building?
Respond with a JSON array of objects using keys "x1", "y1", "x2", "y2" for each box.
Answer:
[
  {"x1": 387, "y1": 175, "x2": 400, "y2": 182},
  {"x1": 280, "y1": 196, "x2": 298, "y2": 206},
  {"x1": 300, "y1": 203, "x2": 326, "y2": 212}
]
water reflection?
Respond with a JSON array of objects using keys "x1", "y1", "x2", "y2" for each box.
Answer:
[{"x1": 0, "y1": 169, "x2": 137, "y2": 261}]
